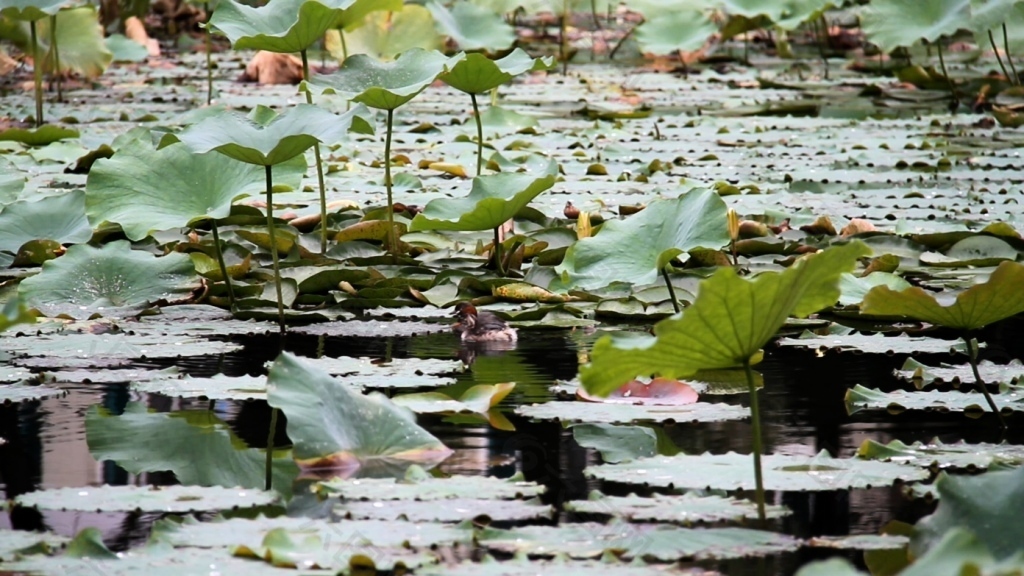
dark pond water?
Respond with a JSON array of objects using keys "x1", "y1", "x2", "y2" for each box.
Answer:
[{"x1": 3, "y1": 317, "x2": 1023, "y2": 574}]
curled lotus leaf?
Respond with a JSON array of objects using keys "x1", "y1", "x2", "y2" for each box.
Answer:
[
  {"x1": 857, "y1": 438, "x2": 1024, "y2": 470},
  {"x1": 845, "y1": 383, "x2": 1024, "y2": 415},
  {"x1": 210, "y1": 0, "x2": 356, "y2": 53}
]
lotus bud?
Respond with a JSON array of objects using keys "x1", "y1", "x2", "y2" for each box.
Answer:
[{"x1": 727, "y1": 209, "x2": 740, "y2": 242}]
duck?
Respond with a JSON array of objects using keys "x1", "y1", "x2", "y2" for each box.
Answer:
[{"x1": 452, "y1": 302, "x2": 517, "y2": 343}]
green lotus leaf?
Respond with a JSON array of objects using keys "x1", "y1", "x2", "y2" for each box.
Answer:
[
  {"x1": 571, "y1": 424, "x2": 657, "y2": 463},
  {"x1": 3, "y1": 6, "x2": 112, "y2": 76},
  {"x1": 266, "y1": 352, "x2": 452, "y2": 471},
  {"x1": 905, "y1": 528, "x2": 1024, "y2": 576},
  {"x1": 162, "y1": 103, "x2": 373, "y2": 166},
  {"x1": 775, "y1": 0, "x2": 839, "y2": 30},
  {"x1": 427, "y1": 0, "x2": 515, "y2": 51},
  {"x1": 0, "y1": 332, "x2": 242, "y2": 364},
  {"x1": 393, "y1": 382, "x2": 514, "y2": 415},
  {"x1": 64, "y1": 527, "x2": 115, "y2": 559},
  {"x1": 0, "y1": 298, "x2": 34, "y2": 333},
  {"x1": 15, "y1": 485, "x2": 277, "y2": 512},
  {"x1": 209, "y1": 0, "x2": 355, "y2": 53},
  {"x1": 86, "y1": 402, "x2": 299, "y2": 494},
  {"x1": 857, "y1": 438, "x2": 1024, "y2": 470},
  {"x1": 306, "y1": 48, "x2": 459, "y2": 111},
  {"x1": 416, "y1": 556, "x2": 706, "y2": 576},
  {"x1": 0, "y1": 158, "x2": 23, "y2": 202},
  {"x1": 85, "y1": 140, "x2": 303, "y2": 241},
  {"x1": 635, "y1": 9, "x2": 718, "y2": 55},
  {"x1": 0, "y1": 125, "x2": 79, "y2": 146},
  {"x1": 895, "y1": 358, "x2": 1024, "y2": 388},
  {"x1": 130, "y1": 373, "x2": 268, "y2": 401},
  {"x1": 969, "y1": 0, "x2": 1022, "y2": 32},
  {"x1": 517, "y1": 400, "x2": 749, "y2": 424},
  {"x1": 861, "y1": 261, "x2": 1024, "y2": 330},
  {"x1": 409, "y1": 168, "x2": 557, "y2": 232},
  {"x1": 337, "y1": 0, "x2": 401, "y2": 31},
  {"x1": 553, "y1": 189, "x2": 731, "y2": 292},
  {"x1": 0, "y1": 528, "x2": 67, "y2": 561},
  {"x1": 861, "y1": 0, "x2": 972, "y2": 52},
  {"x1": 336, "y1": 497, "x2": 552, "y2": 523},
  {"x1": 232, "y1": 526, "x2": 437, "y2": 571},
  {"x1": 0, "y1": 382, "x2": 64, "y2": 403},
  {"x1": 564, "y1": 491, "x2": 790, "y2": 524},
  {"x1": 920, "y1": 235, "x2": 1020, "y2": 267},
  {"x1": 778, "y1": 332, "x2": 972, "y2": 355},
  {"x1": 0, "y1": 0, "x2": 67, "y2": 21},
  {"x1": 974, "y1": 1, "x2": 1024, "y2": 52},
  {"x1": 0, "y1": 190, "x2": 91, "y2": 255},
  {"x1": 838, "y1": 271, "x2": 911, "y2": 307},
  {"x1": 914, "y1": 464, "x2": 1024, "y2": 560},
  {"x1": 795, "y1": 558, "x2": 869, "y2": 576},
  {"x1": 18, "y1": 241, "x2": 199, "y2": 319},
  {"x1": 327, "y1": 4, "x2": 442, "y2": 61},
  {"x1": 104, "y1": 33, "x2": 149, "y2": 62},
  {"x1": 315, "y1": 464, "x2": 545, "y2": 500},
  {"x1": 580, "y1": 242, "x2": 869, "y2": 397},
  {"x1": 845, "y1": 383, "x2": 1024, "y2": 415},
  {"x1": 440, "y1": 48, "x2": 555, "y2": 95},
  {"x1": 299, "y1": 355, "x2": 461, "y2": 388}
]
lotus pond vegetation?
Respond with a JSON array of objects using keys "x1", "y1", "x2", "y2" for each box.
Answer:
[{"x1": 1, "y1": 0, "x2": 1024, "y2": 574}]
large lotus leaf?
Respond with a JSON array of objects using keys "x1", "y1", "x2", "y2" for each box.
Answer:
[
  {"x1": 857, "y1": 438, "x2": 1024, "y2": 470},
  {"x1": 209, "y1": 0, "x2": 355, "y2": 53},
  {"x1": 439, "y1": 48, "x2": 555, "y2": 95},
  {"x1": 914, "y1": 464, "x2": 1024, "y2": 560},
  {"x1": 895, "y1": 358, "x2": 1024, "y2": 388},
  {"x1": 306, "y1": 48, "x2": 458, "y2": 111},
  {"x1": 232, "y1": 527, "x2": 437, "y2": 571},
  {"x1": 0, "y1": 157, "x2": 24, "y2": 202},
  {"x1": 316, "y1": 464, "x2": 544, "y2": 500},
  {"x1": 86, "y1": 142, "x2": 303, "y2": 241},
  {"x1": 975, "y1": 2, "x2": 1024, "y2": 52},
  {"x1": 86, "y1": 402, "x2": 299, "y2": 493},
  {"x1": 838, "y1": 272, "x2": 911, "y2": 307},
  {"x1": 580, "y1": 242, "x2": 869, "y2": 396},
  {"x1": 553, "y1": 189, "x2": 731, "y2": 292},
  {"x1": 862, "y1": 261, "x2": 1024, "y2": 331},
  {"x1": 0, "y1": 190, "x2": 92, "y2": 255},
  {"x1": 564, "y1": 491, "x2": 790, "y2": 524},
  {"x1": 6, "y1": 6, "x2": 112, "y2": 76},
  {"x1": 571, "y1": 423, "x2": 657, "y2": 463},
  {"x1": 0, "y1": 382, "x2": 64, "y2": 403},
  {"x1": 326, "y1": 5, "x2": 442, "y2": 61},
  {"x1": 299, "y1": 355, "x2": 461, "y2": 388},
  {"x1": 777, "y1": 333, "x2": 971, "y2": 355},
  {"x1": 588, "y1": 451, "x2": 928, "y2": 491},
  {"x1": 860, "y1": 0, "x2": 972, "y2": 52},
  {"x1": 774, "y1": 0, "x2": 838, "y2": 30},
  {"x1": 336, "y1": 497, "x2": 552, "y2": 522},
  {"x1": 266, "y1": 352, "x2": 452, "y2": 471},
  {"x1": 163, "y1": 104, "x2": 372, "y2": 166},
  {"x1": 427, "y1": 0, "x2": 515, "y2": 51},
  {"x1": 0, "y1": 0, "x2": 67, "y2": 20},
  {"x1": 15, "y1": 485, "x2": 277, "y2": 512},
  {"x1": 905, "y1": 528, "x2": 1024, "y2": 576},
  {"x1": 337, "y1": 0, "x2": 401, "y2": 31},
  {"x1": 409, "y1": 169, "x2": 557, "y2": 232},
  {"x1": 131, "y1": 374, "x2": 267, "y2": 401},
  {"x1": 516, "y1": 400, "x2": 749, "y2": 424},
  {"x1": 969, "y1": 0, "x2": 1023, "y2": 30},
  {"x1": 17, "y1": 241, "x2": 199, "y2": 319},
  {"x1": 635, "y1": 10, "x2": 718, "y2": 55},
  {"x1": 845, "y1": 383, "x2": 1024, "y2": 415},
  {"x1": 0, "y1": 528, "x2": 67, "y2": 561},
  {"x1": 479, "y1": 522, "x2": 799, "y2": 560},
  {"x1": 921, "y1": 236, "x2": 1019, "y2": 267}
]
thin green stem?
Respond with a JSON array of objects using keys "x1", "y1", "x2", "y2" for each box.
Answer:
[
  {"x1": 205, "y1": 2, "x2": 213, "y2": 105},
  {"x1": 815, "y1": 16, "x2": 829, "y2": 80},
  {"x1": 210, "y1": 220, "x2": 235, "y2": 309},
  {"x1": 493, "y1": 226, "x2": 504, "y2": 276},
  {"x1": 661, "y1": 266, "x2": 681, "y2": 314},
  {"x1": 265, "y1": 165, "x2": 286, "y2": 332},
  {"x1": 936, "y1": 42, "x2": 959, "y2": 111},
  {"x1": 301, "y1": 49, "x2": 329, "y2": 255},
  {"x1": 384, "y1": 108, "x2": 397, "y2": 256},
  {"x1": 340, "y1": 32, "x2": 351, "y2": 110},
  {"x1": 1003, "y1": 23, "x2": 1020, "y2": 85},
  {"x1": 743, "y1": 360, "x2": 767, "y2": 525},
  {"x1": 265, "y1": 407, "x2": 278, "y2": 491},
  {"x1": 50, "y1": 14, "x2": 61, "y2": 102},
  {"x1": 966, "y1": 336, "x2": 1007, "y2": 430},
  {"x1": 609, "y1": 22, "x2": 637, "y2": 60},
  {"x1": 470, "y1": 92, "x2": 484, "y2": 176},
  {"x1": 988, "y1": 30, "x2": 1011, "y2": 83},
  {"x1": 30, "y1": 20, "x2": 43, "y2": 127},
  {"x1": 561, "y1": 0, "x2": 569, "y2": 75}
]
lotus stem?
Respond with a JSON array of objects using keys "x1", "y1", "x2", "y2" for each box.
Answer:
[
  {"x1": 988, "y1": 30, "x2": 1012, "y2": 83},
  {"x1": 210, "y1": 220, "x2": 235, "y2": 309},
  {"x1": 609, "y1": 22, "x2": 637, "y2": 60},
  {"x1": 561, "y1": 0, "x2": 569, "y2": 75},
  {"x1": 661, "y1": 266, "x2": 681, "y2": 314},
  {"x1": 743, "y1": 359, "x2": 767, "y2": 525},
  {"x1": 1003, "y1": 23, "x2": 1020, "y2": 85},
  {"x1": 590, "y1": 0, "x2": 601, "y2": 30},
  {"x1": 965, "y1": 336, "x2": 1007, "y2": 430},
  {"x1": 50, "y1": 14, "x2": 61, "y2": 102},
  {"x1": 815, "y1": 16, "x2": 829, "y2": 81},
  {"x1": 493, "y1": 226, "x2": 504, "y2": 276},
  {"x1": 265, "y1": 407, "x2": 278, "y2": 490},
  {"x1": 384, "y1": 108, "x2": 398, "y2": 256},
  {"x1": 30, "y1": 20, "x2": 43, "y2": 127},
  {"x1": 470, "y1": 92, "x2": 484, "y2": 176},
  {"x1": 936, "y1": 41, "x2": 959, "y2": 111},
  {"x1": 205, "y1": 2, "x2": 213, "y2": 105},
  {"x1": 301, "y1": 49, "x2": 330, "y2": 255},
  {"x1": 264, "y1": 165, "x2": 286, "y2": 332}
]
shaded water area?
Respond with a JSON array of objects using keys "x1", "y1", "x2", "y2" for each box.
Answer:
[{"x1": 4, "y1": 316, "x2": 1023, "y2": 574}]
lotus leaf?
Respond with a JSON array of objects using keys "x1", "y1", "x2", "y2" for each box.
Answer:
[
  {"x1": 571, "y1": 423, "x2": 658, "y2": 463},
  {"x1": 232, "y1": 526, "x2": 437, "y2": 571},
  {"x1": 266, "y1": 352, "x2": 452, "y2": 471},
  {"x1": 777, "y1": 333, "x2": 971, "y2": 355},
  {"x1": 635, "y1": 10, "x2": 718, "y2": 55},
  {"x1": 305, "y1": 48, "x2": 458, "y2": 111},
  {"x1": 807, "y1": 534, "x2": 909, "y2": 551},
  {"x1": 427, "y1": 0, "x2": 515, "y2": 51},
  {"x1": 210, "y1": 0, "x2": 356, "y2": 53},
  {"x1": 862, "y1": 261, "x2": 1024, "y2": 331},
  {"x1": 336, "y1": 497, "x2": 553, "y2": 522},
  {"x1": 479, "y1": 522, "x2": 799, "y2": 560},
  {"x1": 895, "y1": 358, "x2": 1024, "y2": 388},
  {"x1": 45, "y1": 367, "x2": 178, "y2": 384},
  {"x1": 393, "y1": 382, "x2": 514, "y2": 415},
  {"x1": 554, "y1": 190, "x2": 730, "y2": 292},
  {"x1": 586, "y1": 451, "x2": 929, "y2": 491},
  {"x1": 0, "y1": 125, "x2": 78, "y2": 145},
  {"x1": 14, "y1": 484, "x2": 277, "y2": 512},
  {"x1": 0, "y1": 382, "x2": 64, "y2": 403},
  {"x1": 86, "y1": 402, "x2": 299, "y2": 493},
  {"x1": 440, "y1": 48, "x2": 554, "y2": 95},
  {"x1": 0, "y1": 364, "x2": 33, "y2": 382},
  {"x1": 0, "y1": 528, "x2": 67, "y2": 561},
  {"x1": 410, "y1": 169, "x2": 558, "y2": 232},
  {"x1": 299, "y1": 355, "x2": 461, "y2": 388},
  {"x1": 315, "y1": 466, "x2": 544, "y2": 500},
  {"x1": 131, "y1": 374, "x2": 267, "y2": 401},
  {"x1": 516, "y1": 400, "x2": 749, "y2": 424},
  {"x1": 0, "y1": 191, "x2": 92, "y2": 254},
  {"x1": 416, "y1": 555, "x2": 701, "y2": 576},
  {"x1": 846, "y1": 383, "x2": 1024, "y2": 414},
  {"x1": 0, "y1": 297, "x2": 34, "y2": 333},
  {"x1": 905, "y1": 528, "x2": 1024, "y2": 576},
  {"x1": 838, "y1": 272, "x2": 911, "y2": 307},
  {"x1": 860, "y1": 0, "x2": 972, "y2": 52},
  {"x1": 27, "y1": 6, "x2": 111, "y2": 76},
  {"x1": 337, "y1": 0, "x2": 401, "y2": 31},
  {"x1": 105, "y1": 33, "x2": 148, "y2": 62},
  {"x1": 291, "y1": 320, "x2": 448, "y2": 338},
  {"x1": 326, "y1": 4, "x2": 442, "y2": 61},
  {"x1": 795, "y1": 558, "x2": 868, "y2": 576},
  {"x1": 581, "y1": 242, "x2": 869, "y2": 396},
  {"x1": 0, "y1": 0, "x2": 67, "y2": 21},
  {"x1": 564, "y1": 491, "x2": 790, "y2": 524},
  {"x1": 857, "y1": 438, "x2": 1024, "y2": 470}
]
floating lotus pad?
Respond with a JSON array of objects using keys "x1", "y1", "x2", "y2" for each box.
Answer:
[
  {"x1": 777, "y1": 333, "x2": 971, "y2": 355},
  {"x1": 336, "y1": 497, "x2": 553, "y2": 523},
  {"x1": 894, "y1": 358, "x2": 1024, "y2": 388},
  {"x1": 299, "y1": 355, "x2": 462, "y2": 388},
  {"x1": 316, "y1": 469, "x2": 544, "y2": 501},
  {"x1": 0, "y1": 332, "x2": 243, "y2": 361},
  {"x1": 131, "y1": 374, "x2": 267, "y2": 401},
  {"x1": 516, "y1": 401, "x2": 749, "y2": 424},
  {"x1": 233, "y1": 526, "x2": 437, "y2": 572},
  {"x1": 806, "y1": 534, "x2": 910, "y2": 551},
  {"x1": 45, "y1": 367, "x2": 178, "y2": 384},
  {"x1": 586, "y1": 451, "x2": 929, "y2": 491},
  {"x1": 290, "y1": 320, "x2": 448, "y2": 338},
  {"x1": 0, "y1": 383, "x2": 65, "y2": 403},
  {"x1": 564, "y1": 492, "x2": 790, "y2": 524},
  {"x1": 0, "y1": 190, "x2": 92, "y2": 254},
  {"x1": 479, "y1": 522, "x2": 799, "y2": 561},
  {"x1": 416, "y1": 555, "x2": 708, "y2": 576},
  {"x1": 0, "y1": 365, "x2": 34, "y2": 382},
  {"x1": 857, "y1": 438, "x2": 1024, "y2": 470},
  {"x1": 846, "y1": 384, "x2": 1024, "y2": 415},
  {"x1": 0, "y1": 528, "x2": 68, "y2": 561},
  {"x1": 15, "y1": 485, "x2": 277, "y2": 513}
]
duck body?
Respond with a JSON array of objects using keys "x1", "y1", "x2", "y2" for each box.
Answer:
[{"x1": 452, "y1": 302, "x2": 518, "y2": 342}]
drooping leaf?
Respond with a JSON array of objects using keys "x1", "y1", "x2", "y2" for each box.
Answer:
[
  {"x1": 439, "y1": 48, "x2": 555, "y2": 95},
  {"x1": 580, "y1": 242, "x2": 869, "y2": 397},
  {"x1": 306, "y1": 48, "x2": 459, "y2": 110},
  {"x1": 860, "y1": 0, "x2": 972, "y2": 52},
  {"x1": 209, "y1": 0, "x2": 355, "y2": 53},
  {"x1": 0, "y1": 190, "x2": 91, "y2": 255},
  {"x1": 553, "y1": 189, "x2": 731, "y2": 291},
  {"x1": 14, "y1": 485, "x2": 277, "y2": 512},
  {"x1": 18, "y1": 241, "x2": 199, "y2": 319},
  {"x1": 265, "y1": 352, "x2": 452, "y2": 472},
  {"x1": 409, "y1": 168, "x2": 557, "y2": 232},
  {"x1": 427, "y1": 0, "x2": 515, "y2": 51}
]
